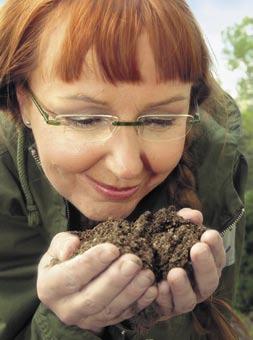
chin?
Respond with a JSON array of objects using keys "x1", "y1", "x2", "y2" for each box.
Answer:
[{"x1": 77, "y1": 201, "x2": 138, "y2": 222}]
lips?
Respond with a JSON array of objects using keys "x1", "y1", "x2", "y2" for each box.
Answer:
[{"x1": 84, "y1": 175, "x2": 140, "y2": 200}]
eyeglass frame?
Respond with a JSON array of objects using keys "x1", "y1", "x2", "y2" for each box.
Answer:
[{"x1": 26, "y1": 86, "x2": 201, "y2": 140}]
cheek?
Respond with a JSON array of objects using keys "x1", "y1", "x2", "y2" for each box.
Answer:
[
  {"x1": 32, "y1": 118, "x2": 185, "y2": 178},
  {"x1": 32, "y1": 125, "x2": 103, "y2": 173},
  {"x1": 146, "y1": 140, "x2": 185, "y2": 174}
]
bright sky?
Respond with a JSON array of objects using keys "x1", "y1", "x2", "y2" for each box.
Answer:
[
  {"x1": 1, "y1": 0, "x2": 252, "y2": 98},
  {"x1": 188, "y1": 0, "x2": 253, "y2": 98}
]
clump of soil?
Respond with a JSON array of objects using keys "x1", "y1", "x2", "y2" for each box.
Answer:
[
  {"x1": 74, "y1": 206, "x2": 206, "y2": 281},
  {"x1": 71, "y1": 206, "x2": 206, "y2": 334}
]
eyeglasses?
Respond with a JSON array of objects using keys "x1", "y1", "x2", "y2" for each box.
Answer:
[{"x1": 27, "y1": 87, "x2": 200, "y2": 143}]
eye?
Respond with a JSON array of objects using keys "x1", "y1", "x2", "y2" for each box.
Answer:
[
  {"x1": 62, "y1": 115, "x2": 109, "y2": 129},
  {"x1": 140, "y1": 116, "x2": 177, "y2": 129}
]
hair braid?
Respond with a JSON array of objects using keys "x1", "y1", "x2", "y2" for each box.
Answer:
[{"x1": 167, "y1": 132, "x2": 202, "y2": 212}]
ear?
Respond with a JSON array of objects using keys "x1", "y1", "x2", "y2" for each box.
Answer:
[{"x1": 16, "y1": 85, "x2": 32, "y2": 128}]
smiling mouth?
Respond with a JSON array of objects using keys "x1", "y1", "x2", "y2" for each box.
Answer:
[
  {"x1": 85, "y1": 175, "x2": 140, "y2": 190},
  {"x1": 94, "y1": 181, "x2": 139, "y2": 191},
  {"x1": 83, "y1": 175, "x2": 141, "y2": 200}
]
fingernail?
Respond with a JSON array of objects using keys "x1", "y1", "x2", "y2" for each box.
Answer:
[
  {"x1": 137, "y1": 273, "x2": 154, "y2": 288},
  {"x1": 146, "y1": 287, "x2": 157, "y2": 299},
  {"x1": 121, "y1": 260, "x2": 140, "y2": 276},
  {"x1": 100, "y1": 247, "x2": 119, "y2": 263}
]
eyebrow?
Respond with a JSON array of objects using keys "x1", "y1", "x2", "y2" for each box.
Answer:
[{"x1": 58, "y1": 94, "x2": 188, "y2": 109}]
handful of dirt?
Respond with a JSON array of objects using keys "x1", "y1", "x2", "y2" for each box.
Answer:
[
  {"x1": 74, "y1": 205, "x2": 206, "y2": 282},
  {"x1": 71, "y1": 205, "x2": 206, "y2": 333}
]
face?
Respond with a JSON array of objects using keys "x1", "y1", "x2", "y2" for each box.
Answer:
[{"x1": 19, "y1": 32, "x2": 192, "y2": 221}]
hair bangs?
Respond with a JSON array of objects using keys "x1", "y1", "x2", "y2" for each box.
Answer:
[{"x1": 51, "y1": 0, "x2": 210, "y2": 85}]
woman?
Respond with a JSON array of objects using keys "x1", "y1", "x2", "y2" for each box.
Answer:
[{"x1": 0, "y1": 0, "x2": 248, "y2": 339}]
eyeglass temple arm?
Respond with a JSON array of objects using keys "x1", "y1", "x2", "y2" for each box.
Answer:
[{"x1": 30, "y1": 92, "x2": 61, "y2": 126}]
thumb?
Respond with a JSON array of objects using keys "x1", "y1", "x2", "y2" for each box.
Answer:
[
  {"x1": 177, "y1": 208, "x2": 203, "y2": 225},
  {"x1": 39, "y1": 232, "x2": 80, "y2": 270}
]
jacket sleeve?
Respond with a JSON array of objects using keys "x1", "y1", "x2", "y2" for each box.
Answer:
[{"x1": 0, "y1": 151, "x2": 105, "y2": 340}]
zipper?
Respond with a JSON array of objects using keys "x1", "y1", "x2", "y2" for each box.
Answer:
[
  {"x1": 220, "y1": 207, "x2": 245, "y2": 237},
  {"x1": 221, "y1": 207, "x2": 245, "y2": 253}
]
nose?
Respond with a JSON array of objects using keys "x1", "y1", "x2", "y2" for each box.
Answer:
[{"x1": 105, "y1": 127, "x2": 145, "y2": 180}]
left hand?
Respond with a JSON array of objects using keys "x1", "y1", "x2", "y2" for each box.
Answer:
[{"x1": 155, "y1": 208, "x2": 226, "y2": 321}]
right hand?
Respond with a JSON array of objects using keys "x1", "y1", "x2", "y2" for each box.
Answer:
[{"x1": 37, "y1": 232, "x2": 158, "y2": 334}]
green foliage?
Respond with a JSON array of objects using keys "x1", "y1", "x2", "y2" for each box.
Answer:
[
  {"x1": 222, "y1": 17, "x2": 253, "y2": 314},
  {"x1": 222, "y1": 17, "x2": 253, "y2": 190},
  {"x1": 222, "y1": 17, "x2": 253, "y2": 106}
]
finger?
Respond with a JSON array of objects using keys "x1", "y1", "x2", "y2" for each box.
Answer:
[
  {"x1": 167, "y1": 268, "x2": 197, "y2": 315},
  {"x1": 78, "y1": 303, "x2": 137, "y2": 329},
  {"x1": 95, "y1": 269, "x2": 155, "y2": 321},
  {"x1": 81, "y1": 286, "x2": 158, "y2": 329},
  {"x1": 39, "y1": 232, "x2": 81, "y2": 270},
  {"x1": 136, "y1": 285, "x2": 158, "y2": 311},
  {"x1": 37, "y1": 243, "x2": 120, "y2": 301},
  {"x1": 177, "y1": 208, "x2": 203, "y2": 225},
  {"x1": 156, "y1": 280, "x2": 174, "y2": 316},
  {"x1": 200, "y1": 230, "x2": 226, "y2": 276},
  {"x1": 69, "y1": 254, "x2": 143, "y2": 317},
  {"x1": 190, "y1": 242, "x2": 219, "y2": 302}
]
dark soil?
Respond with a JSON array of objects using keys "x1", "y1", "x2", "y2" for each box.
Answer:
[
  {"x1": 71, "y1": 206, "x2": 206, "y2": 334},
  {"x1": 73, "y1": 206, "x2": 206, "y2": 281}
]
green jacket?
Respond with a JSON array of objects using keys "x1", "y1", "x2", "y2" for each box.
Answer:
[{"x1": 0, "y1": 102, "x2": 248, "y2": 340}]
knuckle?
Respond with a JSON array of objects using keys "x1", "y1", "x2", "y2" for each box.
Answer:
[
  {"x1": 102, "y1": 306, "x2": 119, "y2": 321},
  {"x1": 81, "y1": 297, "x2": 100, "y2": 315},
  {"x1": 59, "y1": 311, "x2": 75, "y2": 326},
  {"x1": 64, "y1": 275, "x2": 80, "y2": 293}
]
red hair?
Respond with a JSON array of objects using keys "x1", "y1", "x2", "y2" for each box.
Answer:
[{"x1": 0, "y1": 0, "x2": 210, "y2": 121}]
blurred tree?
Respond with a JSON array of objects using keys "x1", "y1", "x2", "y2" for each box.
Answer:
[
  {"x1": 222, "y1": 17, "x2": 253, "y2": 313},
  {"x1": 222, "y1": 17, "x2": 253, "y2": 183},
  {"x1": 222, "y1": 17, "x2": 253, "y2": 109}
]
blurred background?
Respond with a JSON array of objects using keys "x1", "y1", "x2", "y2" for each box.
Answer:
[{"x1": 0, "y1": 0, "x2": 252, "y2": 335}]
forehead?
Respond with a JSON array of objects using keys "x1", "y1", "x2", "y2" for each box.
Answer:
[
  {"x1": 32, "y1": 35, "x2": 192, "y2": 109},
  {"x1": 36, "y1": 21, "x2": 158, "y2": 86},
  {"x1": 31, "y1": 13, "x2": 192, "y2": 106},
  {"x1": 32, "y1": 0, "x2": 204, "y2": 86}
]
